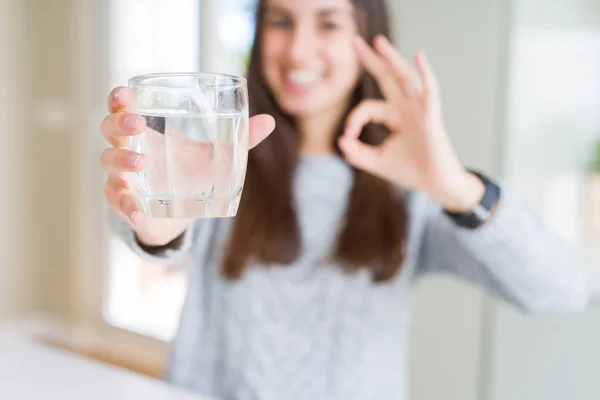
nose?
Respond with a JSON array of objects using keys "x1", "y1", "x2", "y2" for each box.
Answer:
[{"x1": 287, "y1": 23, "x2": 318, "y2": 65}]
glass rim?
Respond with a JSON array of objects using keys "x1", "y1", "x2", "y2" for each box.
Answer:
[{"x1": 128, "y1": 72, "x2": 247, "y2": 89}]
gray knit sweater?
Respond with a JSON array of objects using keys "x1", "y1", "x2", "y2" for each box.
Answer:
[{"x1": 112, "y1": 155, "x2": 589, "y2": 400}]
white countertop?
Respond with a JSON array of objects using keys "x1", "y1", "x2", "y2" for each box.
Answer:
[{"x1": 0, "y1": 332, "x2": 210, "y2": 400}]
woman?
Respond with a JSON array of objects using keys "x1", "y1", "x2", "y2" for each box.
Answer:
[{"x1": 101, "y1": 0, "x2": 589, "y2": 398}]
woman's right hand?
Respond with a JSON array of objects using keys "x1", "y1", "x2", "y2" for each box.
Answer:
[
  {"x1": 101, "y1": 86, "x2": 193, "y2": 246},
  {"x1": 100, "y1": 86, "x2": 276, "y2": 247}
]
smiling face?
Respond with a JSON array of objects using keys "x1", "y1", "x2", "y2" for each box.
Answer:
[{"x1": 260, "y1": 0, "x2": 362, "y2": 118}]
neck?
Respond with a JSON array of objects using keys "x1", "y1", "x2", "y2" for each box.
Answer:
[{"x1": 297, "y1": 103, "x2": 350, "y2": 155}]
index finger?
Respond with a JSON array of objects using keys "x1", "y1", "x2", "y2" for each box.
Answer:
[
  {"x1": 354, "y1": 36, "x2": 400, "y2": 101},
  {"x1": 373, "y1": 35, "x2": 419, "y2": 96},
  {"x1": 108, "y1": 86, "x2": 132, "y2": 113}
]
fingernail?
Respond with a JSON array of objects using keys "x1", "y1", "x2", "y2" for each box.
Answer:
[
  {"x1": 346, "y1": 123, "x2": 361, "y2": 138},
  {"x1": 125, "y1": 154, "x2": 140, "y2": 168},
  {"x1": 130, "y1": 210, "x2": 142, "y2": 224},
  {"x1": 112, "y1": 87, "x2": 123, "y2": 102},
  {"x1": 338, "y1": 136, "x2": 351, "y2": 148},
  {"x1": 354, "y1": 36, "x2": 366, "y2": 48},
  {"x1": 343, "y1": 127, "x2": 355, "y2": 138},
  {"x1": 124, "y1": 115, "x2": 141, "y2": 129},
  {"x1": 376, "y1": 36, "x2": 392, "y2": 52}
]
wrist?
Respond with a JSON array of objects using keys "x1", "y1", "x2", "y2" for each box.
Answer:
[
  {"x1": 135, "y1": 230, "x2": 187, "y2": 255},
  {"x1": 134, "y1": 221, "x2": 192, "y2": 247},
  {"x1": 428, "y1": 171, "x2": 485, "y2": 213},
  {"x1": 135, "y1": 230, "x2": 176, "y2": 247}
]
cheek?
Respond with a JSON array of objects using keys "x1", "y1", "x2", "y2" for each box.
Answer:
[
  {"x1": 261, "y1": 33, "x2": 284, "y2": 77},
  {"x1": 326, "y1": 42, "x2": 361, "y2": 87}
]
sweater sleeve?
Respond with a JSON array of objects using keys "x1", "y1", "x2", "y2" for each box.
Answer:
[
  {"x1": 414, "y1": 183, "x2": 590, "y2": 315},
  {"x1": 109, "y1": 210, "x2": 199, "y2": 266}
]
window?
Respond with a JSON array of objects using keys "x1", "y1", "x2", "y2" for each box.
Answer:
[
  {"x1": 103, "y1": 0, "x2": 201, "y2": 342},
  {"x1": 103, "y1": 0, "x2": 257, "y2": 341},
  {"x1": 217, "y1": 0, "x2": 257, "y2": 74},
  {"x1": 504, "y1": 28, "x2": 600, "y2": 295}
]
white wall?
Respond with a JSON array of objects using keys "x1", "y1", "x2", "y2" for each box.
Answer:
[
  {"x1": 0, "y1": 0, "x2": 88, "y2": 321},
  {"x1": 22, "y1": 0, "x2": 79, "y2": 319},
  {"x1": 388, "y1": 1, "x2": 510, "y2": 399},
  {"x1": 0, "y1": 0, "x2": 32, "y2": 318}
]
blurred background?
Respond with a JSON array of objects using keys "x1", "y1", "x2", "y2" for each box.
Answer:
[{"x1": 1, "y1": 0, "x2": 600, "y2": 399}]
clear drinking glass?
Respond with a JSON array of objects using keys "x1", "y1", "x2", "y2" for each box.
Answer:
[{"x1": 127, "y1": 72, "x2": 249, "y2": 218}]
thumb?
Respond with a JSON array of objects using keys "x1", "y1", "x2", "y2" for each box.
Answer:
[
  {"x1": 249, "y1": 114, "x2": 276, "y2": 149},
  {"x1": 338, "y1": 136, "x2": 381, "y2": 173}
]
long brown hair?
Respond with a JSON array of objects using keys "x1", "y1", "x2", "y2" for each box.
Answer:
[{"x1": 222, "y1": 0, "x2": 407, "y2": 282}]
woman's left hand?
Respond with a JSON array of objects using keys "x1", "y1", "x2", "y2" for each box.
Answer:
[{"x1": 338, "y1": 35, "x2": 484, "y2": 213}]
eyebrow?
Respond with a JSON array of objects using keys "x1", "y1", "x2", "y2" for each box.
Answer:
[
  {"x1": 318, "y1": 8, "x2": 349, "y2": 17},
  {"x1": 264, "y1": 6, "x2": 352, "y2": 17}
]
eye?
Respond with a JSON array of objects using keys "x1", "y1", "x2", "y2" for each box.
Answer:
[
  {"x1": 320, "y1": 21, "x2": 340, "y2": 31},
  {"x1": 266, "y1": 18, "x2": 292, "y2": 29}
]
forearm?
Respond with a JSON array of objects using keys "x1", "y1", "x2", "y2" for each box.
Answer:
[
  {"x1": 451, "y1": 189, "x2": 589, "y2": 313},
  {"x1": 418, "y1": 188, "x2": 590, "y2": 314}
]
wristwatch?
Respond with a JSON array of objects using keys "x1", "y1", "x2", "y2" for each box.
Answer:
[{"x1": 443, "y1": 170, "x2": 501, "y2": 229}]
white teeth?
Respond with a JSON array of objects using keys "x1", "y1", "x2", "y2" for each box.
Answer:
[{"x1": 287, "y1": 70, "x2": 318, "y2": 85}]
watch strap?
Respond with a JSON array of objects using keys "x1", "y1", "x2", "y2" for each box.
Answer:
[{"x1": 444, "y1": 170, "x2": 501, "y2": 229}]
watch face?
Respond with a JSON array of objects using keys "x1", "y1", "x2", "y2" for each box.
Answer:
[{"x1": 472, "y1": 204, "x2": 491, "y2": 221}]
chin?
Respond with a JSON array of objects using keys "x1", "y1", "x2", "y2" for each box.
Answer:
[{"x1": 278, "y1": 99, "x2": 326, "y2": 117}]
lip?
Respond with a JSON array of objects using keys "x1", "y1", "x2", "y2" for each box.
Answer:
[{"x1": 283, "y1": 79, "x2": 318, "y2": 95}]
